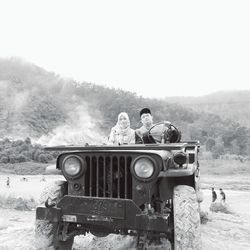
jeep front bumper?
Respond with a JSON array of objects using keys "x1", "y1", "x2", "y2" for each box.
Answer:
[{"x1": 36, "y1": 196, "x2": 170, "y2": 233}]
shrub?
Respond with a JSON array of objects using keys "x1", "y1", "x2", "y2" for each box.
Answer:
[
  {"x1": 52, "y1": 151, "x2": 59, "y2": 158},
  {"x1": 19, "y1": 143, "x2": 29, "y2": 153},
  {"x1": 200, "y1": 210, "x2": 210, "y2": 224},
  {"x1": 0, "y1": 156, "x2": 9, "y2": 163},
  {"x1": 38, "y1": 154, "x2": 48, "y2": 163},
  {"x1": 9, "y1": 155, "x2": 16, "y2": 164},
  {"x1": 0, "y1": 138, "x2": 57, "y2": 164},
  {"x1": 4, "y1": 148, "x2": 15, "y2": 155},
  {"x1": 33, "y1": 149, "x2": 43, "y2": 161},
  {"x1": 3, "y1": 138, "x2": 10, "y2": 144},
  {"x1": 209, "y1": 201, "x2": 233, "y2": 214},
  {"x1": 22, "y1": 150, "x2": 32, "y2": 159},
  {"x1": 45, "y1": 153, "x2": 53, "y2": 161},
  {"x1": 15, "y1": 154, "x2": 28, "y2": 163},
  {"x1": 25, "y1": 137, "x2": 31, "y2": 144},
  {"x1": 11, "y1": 140, "x2": 23, "y2": 147}
]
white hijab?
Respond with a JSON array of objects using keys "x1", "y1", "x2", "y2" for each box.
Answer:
[
  {"x1": 114, "y1": 112, "x2": 131, "y2": 134},
  {"x1": 109, "y1": 112, "x2": 135, "y2": 144}
]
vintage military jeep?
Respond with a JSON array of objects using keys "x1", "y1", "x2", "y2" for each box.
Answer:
[{"x1": 35, "y1": 122, "x2": 202, "y2": 249}]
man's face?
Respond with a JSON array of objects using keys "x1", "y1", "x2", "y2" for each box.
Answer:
[{"x1": 141, "y1": 113, "x2": 153, "y2": 127}]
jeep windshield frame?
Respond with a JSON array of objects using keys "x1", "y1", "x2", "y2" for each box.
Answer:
[{"x1": 44, "y1": 143, "x2": 192, "y2": 151}]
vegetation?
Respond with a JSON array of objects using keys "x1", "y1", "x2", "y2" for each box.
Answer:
[
  {"x1": 165, "y1": 90, "x2": 250, "y2": 128},
  {"x1": 0, "y1": 57, "x2": 250, "y2": 161},
  {"x1": 0, "y1": 161, "x2": 49, "y2": 175},
  {"x1": 72, "y1": 82, "x2": 250, "y2": 157},
  {"x1": 200, "y1": 158, "x2": 250, "y2": 176},
  {"x1": 0, "y1": 137, "x2": 57, "y2": 164}
]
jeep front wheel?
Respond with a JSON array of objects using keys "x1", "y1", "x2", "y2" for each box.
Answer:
[
  {"x1": 35, "y1": 180, "x2": 74, "y2": 250},
  {"x1": 35, "y1": 220, "x2": 73, "y2": 250},
  {"x1": 173, "y1": 185, "x2": 202, "y2": 250}
]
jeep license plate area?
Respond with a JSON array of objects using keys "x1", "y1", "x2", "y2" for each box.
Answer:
[
  {"x1": 58, "y1": 196, "x2": 126, "y2": 219},
  {"x1": 62, "y1": 215, "x2": 77, "y2": 222}
]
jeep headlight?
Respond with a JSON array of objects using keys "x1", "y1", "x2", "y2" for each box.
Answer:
[
  {"x1": 62, "y1": 155, "x2": 86, "y2": 179},
  {"x1": 133, "y1": 157, "x2": 155, "y2": 179}
]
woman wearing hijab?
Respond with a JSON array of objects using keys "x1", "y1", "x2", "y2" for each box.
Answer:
[
  {"x1": 108, "y1": 112, "x2": 135, "y2": 145},
  {"x1": 105, "y1": 112, "x2": 135, "y2": 197}
]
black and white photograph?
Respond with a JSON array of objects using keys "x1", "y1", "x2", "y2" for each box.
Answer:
[{"x1": 0, "y1": 0, "x2": 250, "y2": 249}]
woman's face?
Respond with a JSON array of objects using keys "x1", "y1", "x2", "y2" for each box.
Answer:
[{"x1": 119, "y1": 114, "x2": 129, "y2": 128}]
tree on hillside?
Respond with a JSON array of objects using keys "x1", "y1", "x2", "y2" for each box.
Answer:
[{"x1": 0, "y1": 58, "x2": 250, "y2": 157}]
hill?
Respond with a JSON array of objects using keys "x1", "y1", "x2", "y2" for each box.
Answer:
[
  {"x1": 0, "y1": 58, "x2": 103, "y2": 145},
  {"x1": 165, "y1": 90, "x2": 250, "y2": 128},
  {"x1": 0, "y1": 57, "x2": 250, "y2": 157},
  {"x1": 0, "y1": 58, "x2": 197, "y2": 142}
]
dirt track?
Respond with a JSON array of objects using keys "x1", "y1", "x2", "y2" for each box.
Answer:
[{"x1": 0, "y1": 175, "x2": 250, "y2": 250}]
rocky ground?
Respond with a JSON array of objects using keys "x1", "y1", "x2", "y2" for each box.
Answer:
[{"x1": 0, "y1": 174, "x2": 250, "y2": 250}]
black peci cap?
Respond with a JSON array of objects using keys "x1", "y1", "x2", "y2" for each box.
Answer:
[{"x1": 140, "y1": 108, "x2": 151, "y2": 117}]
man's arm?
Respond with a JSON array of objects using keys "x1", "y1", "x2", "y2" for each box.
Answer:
[{"x1": 135, "y1": 130, "x2": 143, "y2": 144}]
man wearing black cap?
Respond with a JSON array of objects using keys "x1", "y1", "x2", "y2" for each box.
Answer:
[
  {"x1": 136, "y1": 108, "x2": 154, "y2": 139},
  {"x1": 135, "y1": 108, "x2": 172, "y2": 143}
]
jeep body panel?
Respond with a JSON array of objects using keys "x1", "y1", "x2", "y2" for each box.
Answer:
[{"x1": 37, "y1": 140, "x2": 200, "y2": 247}]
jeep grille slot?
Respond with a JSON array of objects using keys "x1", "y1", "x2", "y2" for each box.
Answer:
[
  {"x1": 189, "y1": 153, "x2": 195, "y2": 164},
  {"x1": 85, "y1": 155, "x2": 132, "y2": 199}
]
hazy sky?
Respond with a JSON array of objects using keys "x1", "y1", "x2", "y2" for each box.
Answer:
[{"x1": 0, "y1": 0, "x2": 250, "y2": 98}]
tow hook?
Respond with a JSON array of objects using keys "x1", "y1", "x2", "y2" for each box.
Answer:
[
  {"x1": 45, "y1": 198, "x2": 56, "y2": 208},
  {"x1": 144, "y1": 203, "x2": 155, "y2": 216}
]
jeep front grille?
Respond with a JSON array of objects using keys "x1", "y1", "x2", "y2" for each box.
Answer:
[{"x1": 84, "y1": 155, "x2": 133, "y2": 199}]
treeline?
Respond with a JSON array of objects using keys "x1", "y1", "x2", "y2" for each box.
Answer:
[
  {"x1": 0, "y1": 138, "x2": 57, "y2": 164},
  {"x1": 165, "y1": 90, "x2": 250, "y2": 128},
  {"x1": 0, "y1": 58, "x2": 249, "y2": 159},
  {"x1": 75, "y1": 82, "x2": 197, "y2": 131},
  {"x1": 75, "y1": 83, "x2": 250, "y2": 158}
]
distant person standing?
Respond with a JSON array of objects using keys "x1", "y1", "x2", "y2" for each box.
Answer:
[
  {"x1": 220, "y1": 188, "x2": 226, "y2": 202},
  {"x1": 211, "y1": 187, "x2": 217, "y2": 202},
  {"x1": 6, "y1": 177, "x2": 10, "y2": 188}
]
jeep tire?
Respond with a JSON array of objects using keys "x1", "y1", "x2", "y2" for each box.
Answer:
[
  {"x1": 173, "y1": 185, "x2": 202, "y2": 250},
  {"x1": 35, "y1": 220, "x2": 73, "y2": 250},
  {"x1": 35, "y1": 180, "x2": 74, "y2": 250}
]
